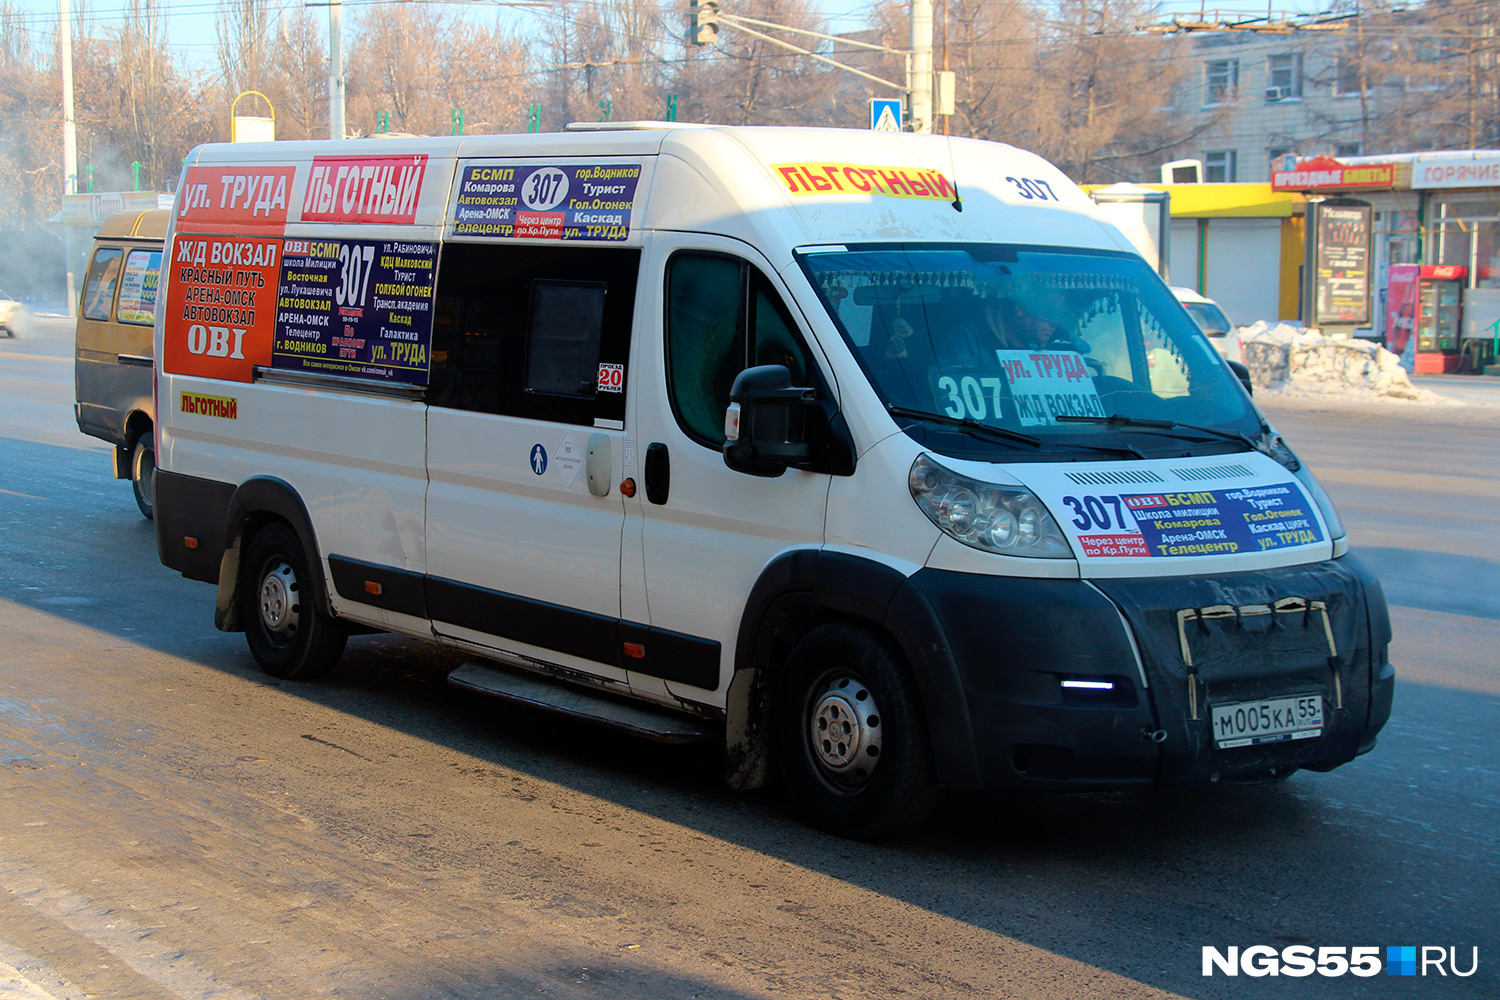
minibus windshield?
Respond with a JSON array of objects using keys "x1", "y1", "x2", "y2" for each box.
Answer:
[{"x1": 798, "y1": 243, "x2": 1262, "y2": 457}]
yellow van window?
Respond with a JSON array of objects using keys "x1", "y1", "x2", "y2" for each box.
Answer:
[{"x1": 82, "y1": 249, "x2": 123, "y2": 321}]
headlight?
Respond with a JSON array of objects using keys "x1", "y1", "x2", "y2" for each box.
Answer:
[
  {"x1": 1294, "y1": 465, "x2": 1345, "y2": 541},
  {"x1": 1258, "y1": 431, "x2": 1301, "y2": 472},
  {"x1": 1258, "y1": 431, "x2": 1345, "y2": 540},
  {"x1": 909, "y1": 455, "x2": 1071, "y2": 558}
]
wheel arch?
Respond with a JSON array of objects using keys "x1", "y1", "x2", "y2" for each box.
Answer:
[
  {"x1": 112, "y1": 410, "x2": 155, "y2": 480},
  {"x1": 124, "y1": 408, "x2": 153, "y2": 445},
  {"x1": 214, "y1": 477, "x2": 330, "y2": 633},
  {"x1": 724, "y1": 548, "x2": 982, "y2": 792}
]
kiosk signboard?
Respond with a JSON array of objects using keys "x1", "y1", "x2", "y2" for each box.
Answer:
[{"x1": 1307, "y1": 199, "x2": 1373, "y2": 327}]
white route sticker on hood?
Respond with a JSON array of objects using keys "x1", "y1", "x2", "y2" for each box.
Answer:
[{"x1": 1013, "y1": 457, "x2": 1327, "y2": 560}]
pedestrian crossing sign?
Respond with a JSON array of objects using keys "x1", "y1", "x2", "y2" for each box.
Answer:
[{"x1": 870, "y1": 99, "x2": 903, "y2": 132}]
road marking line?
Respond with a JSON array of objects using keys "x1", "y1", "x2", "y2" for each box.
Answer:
[
  {"x1": 0, "y1": 354, "x2": 70, "y2": 364},
  {"x1": 0, "y1": 963, "x2": 63, "y2": 1000},
  {"x1": 0, "y1": 860, "x2": 263, "y2": 1000},
  {"x1": 0, "y1": 490, "x2": 47, "y2": 501},
  {"x1": 0, "y1": 938, "x2": 87, "y2": 1000}
]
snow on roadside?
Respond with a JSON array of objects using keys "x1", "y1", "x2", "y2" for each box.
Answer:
[{"x1": 1238, "y1": 322, "x2": 1447, "y2": 403}]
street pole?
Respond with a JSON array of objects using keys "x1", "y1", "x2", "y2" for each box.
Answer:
[
  {"x1": 328, "y1": 0, "x2": 345, "y2": 139},
  {"x1": 909, "y1": 0, "x2": 933, "y2": 133},
  {"x1": 59, "y1": 0, "x2": 78, "y2": 316}
]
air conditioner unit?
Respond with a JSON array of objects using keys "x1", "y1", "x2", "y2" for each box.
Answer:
[
  {"x1": 1161, "y1": 159, "x2": 1203, "y2": 184},
  {"x1": 1265, "y1": 86, "x2": 1289, "y2": 101}
]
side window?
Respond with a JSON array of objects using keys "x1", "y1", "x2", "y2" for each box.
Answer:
[
  {"x1": 115, "y1": 248, "x2": 162, "y2": 325},
  {"x1": 666, "y1": 253, "x2": 742, "y2": 444},
  {"x1": 430, "y1": 244, "x2": 639, "y2": 426},
  {"x1": 81, "y1": 248, "x2": 123, "y2": 321},
  {"x1": 751, "y1": 270, "x2": 812, "y2": 385},
  {"x1": 666, "y1": 251, "x2": 822, "y2": 447}
]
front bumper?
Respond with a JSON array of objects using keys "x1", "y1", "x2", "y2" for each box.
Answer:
[{"x1": 901, "y1": 554, "x2": 1394, "y2": 791}]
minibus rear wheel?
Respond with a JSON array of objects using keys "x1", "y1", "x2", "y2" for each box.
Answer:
[
  {"x1": 129, "y1": 433, "x2": 154, "y2": 520},
  {"x1": 773, "y1": 624, "x2": 937, "y2": 839},
  {"x1": 240, "y1": 522, "x2": 347, "y2": 680}
]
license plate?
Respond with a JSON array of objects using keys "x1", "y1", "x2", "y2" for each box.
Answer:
[{"x1": 1210, "y1": 694, "x2": 1323, "y2": 749}]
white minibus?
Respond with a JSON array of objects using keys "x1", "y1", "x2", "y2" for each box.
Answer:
[{"x1": 153, "y1": 125, "x2": 1392, "y2": 837}]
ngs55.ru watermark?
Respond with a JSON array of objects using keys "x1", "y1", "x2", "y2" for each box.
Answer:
[{"x1": 1203, "y1": 945, "x2": 1480, "y2": 977}]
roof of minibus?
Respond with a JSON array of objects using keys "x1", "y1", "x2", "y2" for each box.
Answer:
[
  {"x1": 185, "y1": 125, "x2": 1131, "y2": 266},
  {"x1": 96, "y1": 208, "x2": 169, "y2": 240}
]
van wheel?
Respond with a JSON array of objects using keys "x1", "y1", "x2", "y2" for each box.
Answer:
[
  {"x1": 773, "y1": 624, "x2": 937, "y2": 839},
  {"x1": 240, "y1": 523, "x2": 346, "y2": 680},
  {"x1": 129, "y1": 434, "x2": 155, "y2": 520}
]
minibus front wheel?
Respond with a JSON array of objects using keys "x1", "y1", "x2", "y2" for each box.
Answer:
[
  {"x1": 240, "y1": 522, "x2": 347, "y2": 680},
  {"x1": 774, "y1": 623, "x2": 937, "y2": 839}
]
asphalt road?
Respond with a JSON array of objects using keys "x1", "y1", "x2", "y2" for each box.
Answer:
[{"x1": 1, "y1": 317, "x2": 1496, "y2": 1000}]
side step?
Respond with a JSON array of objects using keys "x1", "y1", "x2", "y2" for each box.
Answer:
[{"x1": 447, "y1": 661, "x2": 718, "y2": 745}]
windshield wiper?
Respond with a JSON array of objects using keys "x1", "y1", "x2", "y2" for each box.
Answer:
[
  {"x1": 888, "y1": 405, "x2": 1041, "y2": 447},
  {"x1": 1055, "y1": 413, "x2": 1256, "y2": 449},
  {"x1": 888, "y1": 406, "x2": 1149, "y2": 459}
]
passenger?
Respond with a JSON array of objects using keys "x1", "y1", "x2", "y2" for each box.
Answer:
[{"x1": 944, "y1": 296, "x2": 1046, "y2": 366}]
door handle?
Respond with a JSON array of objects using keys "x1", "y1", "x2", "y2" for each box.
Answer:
[{"x1": 644, "y1": 442, "x2": 670, "y2": 505}]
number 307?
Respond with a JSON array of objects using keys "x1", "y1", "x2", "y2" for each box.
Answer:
[{"x1": 1007, "y1": 176, "x2": 1057, "y2": 201}]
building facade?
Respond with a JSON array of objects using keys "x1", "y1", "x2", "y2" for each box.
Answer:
[{"x1": 1171, "y1": 29, "x2": 1408, "y2": 183}]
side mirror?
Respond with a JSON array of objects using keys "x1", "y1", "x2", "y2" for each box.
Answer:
[
  {"x1": 722, "y1": 365, "x2": 813, "y2": 477},
  {"x1": 1226, "y1": 358, "x2": 1253, "y2": 397}
]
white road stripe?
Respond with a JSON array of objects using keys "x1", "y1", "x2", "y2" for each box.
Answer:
[
  {"x1": 0, "y1": 860, "x2": 262, "y2": 1000},
  {"x1": 0, "y1": 938, "x2": 86, "y2": 1000}
]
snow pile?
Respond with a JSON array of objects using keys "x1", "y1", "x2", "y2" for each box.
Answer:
[{"x1": 1239, "y1": 322, "x2": 1439, "y2": 402}]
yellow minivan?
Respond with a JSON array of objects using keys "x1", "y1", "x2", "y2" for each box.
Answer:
[{"x1": 74, "y1": 208, "x2": 167, "y2": 518}]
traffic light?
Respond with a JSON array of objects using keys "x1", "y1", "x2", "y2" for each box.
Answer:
[{"x1": 689, "y1": 0, "x2": 718, "y2": 46}]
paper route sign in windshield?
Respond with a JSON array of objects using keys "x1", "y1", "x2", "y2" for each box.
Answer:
[{"x1": 994, "y1": 349, "x2": 1104, "y2": 426}]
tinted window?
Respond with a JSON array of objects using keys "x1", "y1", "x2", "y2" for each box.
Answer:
[
  {"x1": 666, "y1": 252, "x2": 823, "y2": 447},
  {"x1": 666, "y1": 253, "x2": 743, "y2": 444},
  {"x1": 430, "y1": 244, "x2": 639, "y2": 426},
  {"x1": 82, "y1": 249, "x2": 122, "y2": 321}
]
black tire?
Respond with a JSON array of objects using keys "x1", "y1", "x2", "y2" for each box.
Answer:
[
  {"x1": 129, "y1": 433, "x2": 155, "y2": 520},
  {"x1": 240, "y1": 522, "x2": 346, "y2": 680},
  {"x1": 773, "y1": 624, "x2": 938, "y2": 840}
]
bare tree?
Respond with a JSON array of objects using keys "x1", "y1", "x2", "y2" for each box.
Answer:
[
  {"x1": 70, "y1": 0, "x2": 213, "y2": 189},
  {"x1": 345, "y1": 4, "x2": 530, "y2": 136},
  {"x1": 0, "y1": 1, "x2": 58, "y2": 227},
  {"x1": 216, "y1": 0, "x2": 272, "y2": 101}
]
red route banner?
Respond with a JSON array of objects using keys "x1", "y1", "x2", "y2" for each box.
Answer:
[
  {"x1": 175, "y1": 166, "x2": 295, "y2": 233},
  {"x1": 1079, "y1": 533, "x2": 1150, "y2": 558},
  {"x1": 772, "y1": 162, "x2": 955, "y2": 201},
  {"x1": 301, "y1": 154, "x2": 428, "y2": 224},
  {"x1": 161, "y1": 234, "x2": 280, "y2": 383}
]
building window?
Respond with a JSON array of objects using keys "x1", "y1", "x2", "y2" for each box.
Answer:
[
  {"x1": 1334, "y1": 141, "x2": 1363, "y2": 158},
  {"x1": 1268, "y1": 147, "x2": 1297, "y2": 172},
  {"x1": 1204, "y1": 150, "x2": 1237, "y2": 183},
  {"x1": 1335, "y1": 55, "x2": 1361, "y2": 96},
  {"x1": 1266, "y1": 53, "x2": 1303, "y2": 101},
  {"x1": 1205, "y1": 59, "x2": 1239, "y2": 104}
]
